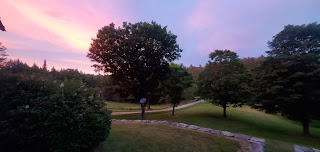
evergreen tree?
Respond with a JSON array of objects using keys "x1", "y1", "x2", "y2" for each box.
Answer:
[{"x1": 42, "y1": 60, "x2": 47, "y2": 72}]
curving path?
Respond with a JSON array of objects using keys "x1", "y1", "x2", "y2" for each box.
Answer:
[{"x1": 111, "y1": 100, "x2": 205, "y2": 115}]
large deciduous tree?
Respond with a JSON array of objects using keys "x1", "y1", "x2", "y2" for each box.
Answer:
[
  {"x1": 87, "y1": 21, "x2": 182, "y2": 116},
  {"x1": 161, "y1": 63, "x2": 193, "y2": 116},
  {"x1": 253, "y1": 23, "x2": 320, "y2": 136},
  {"x1": 197, "y1": 50, "x2": 251, "y2": 118}
]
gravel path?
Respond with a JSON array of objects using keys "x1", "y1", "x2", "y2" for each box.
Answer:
[{"x1": 111, "y1": 100, "x2": 205, "y2": 115}]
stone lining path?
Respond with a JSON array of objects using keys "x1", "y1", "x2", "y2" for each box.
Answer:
[
  {"x1": 111, "y1": 100, "x2": 205, "y2": 115},
  {"x1": 294, "y1": 145, "x2": 320, "y2": 152},
  {"x1": 112, "y1": 119, "x2": 266, "y2": 152}
]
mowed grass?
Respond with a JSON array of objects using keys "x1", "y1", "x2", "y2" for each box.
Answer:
[
  {"x1": 105, "y1": 100, "x2": 193, "y2": 112},
  {"x1": 95, "y1": 122, "x2": 249, "y2": 152},
  {"x1": 113, "y1": 102, "x2": 320, "y2": 152}
]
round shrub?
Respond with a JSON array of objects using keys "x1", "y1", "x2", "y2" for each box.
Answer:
[{"x1": 0, "y1": 75, "x2": 111, "y2": 152}]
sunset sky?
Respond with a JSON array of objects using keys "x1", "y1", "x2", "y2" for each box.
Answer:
[{"x1": 1, "y1": 0, "x2": 319, "y2": 74}]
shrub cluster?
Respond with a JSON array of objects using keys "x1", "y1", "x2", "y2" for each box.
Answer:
[{"x1": 0, "y1": 74, "x2": 111, "y2": 152}]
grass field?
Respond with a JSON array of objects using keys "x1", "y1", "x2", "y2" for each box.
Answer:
[
  {"x1": 105, "y1": 100, "x2": 193, "y2": 112},
  {"x1": 95, "y1": 122, "x2": 249, "y2": 152},
  {"x1": 112, "y1": 102, "x2": 320, "y2": 152}
]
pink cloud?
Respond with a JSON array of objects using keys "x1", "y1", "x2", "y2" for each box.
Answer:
[
  {"x1": 1, "y1": 0, "x2": 136, "y2": 74},
  {"x1": 185, "y1": 1, "x2": 211, "y2": 33},
  {"x1": 186, "y1": 0, "x2": 282, "y2": 33},
  {"x1": 60, "y1": 58, "x2": 92, "y2": 67},
  {"x1": 1, "y1": 2, "x2": 63, "y2": 51},
  {"x1": 185, "y1": 1, "x2": 238, "y2": 34},
  {"x1": 185, "y1": 1, "x2": 283, "y2": 55},
  {"x1": 2, "y1": 0, "x2": 135, "y2": 54},
  {"x1": 1, "y1": 39, "x2": 32, "y2": 50}
]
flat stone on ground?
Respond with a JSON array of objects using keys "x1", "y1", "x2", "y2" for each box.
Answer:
[
  {"x1": 313, "y1": 148, "x2": 320, "y2": 152},
  {"x1": 249, "y1": 137, "x2": 265, "y2": 143},
  {"x1": 221, "y1": 131, "x2": 234, "y2": 137},
  {"x1": 169, "y1": 122, "x2": 179, "y2": 126},
  {"x1": 249, "y1": 141, "x2": 265, "y2": 152},
  {"x1": 234, "y1": 133, "x2": 251, "y2": 141},
  {"x1": 177, "y1": 123, "x2": 189, "y2": 128},
  {"x1": 294, "y1": 145, "x2": 314, "y2": 152},
  {"x1": 158, "y1": 120, "x2": 168, "y2": 124},
  {"x1": 209, "y1": 129, "x2": 221, "y2": 135},
  {"x1": 197, "y1": 127, "x2": 212, "y2": 132},
  {"x1": 187, "y1": 125, "x2": 200, "y2": 130},
  {"x1": 150, "y1": 120, "x2": 157, "y2": 123}
]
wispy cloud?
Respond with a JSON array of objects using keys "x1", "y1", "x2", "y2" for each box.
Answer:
[
  {"x1": 3, "y1": 0, "x2": 135, "y2": 54},
  {"x1": 1, "y1": 0, "x2": 135, "y2": 74}
]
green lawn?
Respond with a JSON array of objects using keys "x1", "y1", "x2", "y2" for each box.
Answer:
[
  {"x1": 95, "y1": 122, "x2": 249, "y2": 152},
  {"x1": 105, "y1": 100, "x2": 193, "y2": 112},
  {"x1": 112, "y1": 102, "x2": 320, "y2": 152}
]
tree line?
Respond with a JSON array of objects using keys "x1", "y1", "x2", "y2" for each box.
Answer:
[{"x1": 87, "y1": 21, "x2": 320, "y2": 136}]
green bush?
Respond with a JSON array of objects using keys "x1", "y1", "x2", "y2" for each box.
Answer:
[{"x1": 0, "y1": 74, "x2": 111, "y2": 152}]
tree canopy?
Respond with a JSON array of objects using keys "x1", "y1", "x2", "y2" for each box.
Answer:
[
  {"x1": 87, "y1": 21, "x2": 182, "y2": 107},
  {"x1": 240, "y1": 56, "x2": 265, "y2": 70},
  {"x1": 267, "y1": 23, "x2": 320, "y2": 56},
  {"x1": 187, "y1": 64, "x2": 204, "y2": 81},
  {"x1": 197, "y1": 50, "x2": 251, "y2": 118},
  {"x1": 253, "y1": 22, "x2": 320, "y2": 136}
]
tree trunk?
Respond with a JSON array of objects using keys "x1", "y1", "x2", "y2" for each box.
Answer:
[
  {"x1": 302, "y1": 120, "x2": 310, "y2": 136},
  {"x1": 147, "y1": 97, "x2": 151, "y2": 110},
  {"x1": 141, "y1": 104, "x2": 145, "y2": 120},
  {"x1": 172, "y1": 103, "x2": 176, "y2": 116},
  {"x1": 223, "y1": 102, "x2": 227, "y2": 118}
]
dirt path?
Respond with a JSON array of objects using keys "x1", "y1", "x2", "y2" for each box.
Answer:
[{"x1": 111, "y1": 100, "x2": 205, "y2": 115}]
